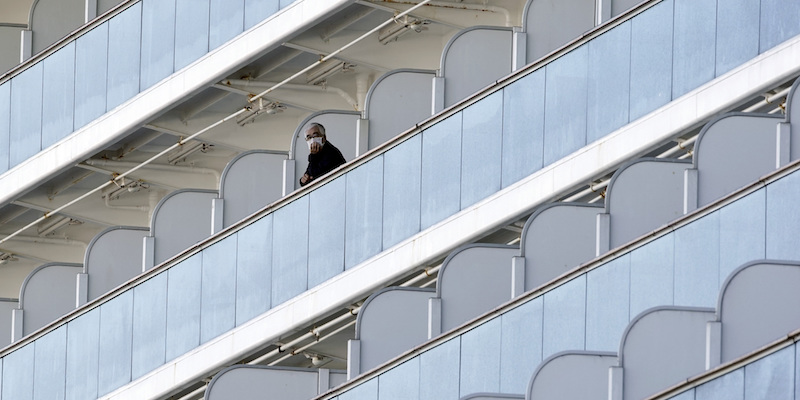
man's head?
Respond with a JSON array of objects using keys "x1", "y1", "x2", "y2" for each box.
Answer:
[{"x1": 305, "y1": 123, "x2": 326, "y2": 154}]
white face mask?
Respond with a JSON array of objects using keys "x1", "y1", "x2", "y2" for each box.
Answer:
[{"x1": 306, "y1": 137, "x2": 323, "y2": 149}]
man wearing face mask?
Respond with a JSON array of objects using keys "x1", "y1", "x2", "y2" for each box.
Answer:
[{"x1": 299, "y1": 122, "x2": 346, "y2": 186}]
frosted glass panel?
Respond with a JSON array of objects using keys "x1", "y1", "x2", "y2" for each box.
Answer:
[
  {"x1": 672, "y1": 0, "x2": 716, "y2": 98},
  {"x1": 235, "y1": 215, "x2": 272, "y2": 325},
  {"x1": 696, "y1": 367, "x2": 743, "y2": 400},
  {"x1": 760, "y1": 0, "x2": 800, "y2": 52},
  {"x1": 379, "y1": 359, "x2": 420, "y2": 400},
  {"x1": 543, "y1": 45, "x2": 587, "y2": 166},
  {"x1": 500, "y1": 297, "x2": 543, "y2": 393},
  {"x1": 586, "y1": 254, "x2": 630, "y2": 351},
  {"x1": 74, "y1": 23, "x2": 109, "y2": 129},
  {"x1": 107, "y1": 2, "x2": 142, "y2": 110},
  {"x1": 98, "y1": 291, "x2": 134, "y2": 396},
  {"x1": 629, "y1": 0, "x2": 673, "y2": 120},
  {"x1": 210, "y1": 0, "x2": 244, "y2": 49},
  {"x1": 383, "y1": 136, "x2": 421, "y2": 249},
  {"x1": 166, "y1": 254, "x2": 202, "y2": 361},
  {"x1": 0, "y1": 82, "x2": 9, "y2": 173},
  {"x1": 9, "y1": 62, "x2": 43, "y2": 167},
  {"x1": 421, "y1": 114, "x2": 462, "y2": 230},
  {"x1": 719, "y1": 189, "x2": 765, "y2": 285},
  {"x1": 674, "y1": 212, "x2": 719, "y2": 307},
  {"x1": 461, "y1": 92, "x2": 502, "y2": 207},
  {"x1": 766, "y1": 173, "x2": 800, "y2": 260},
  {"x1": 271, "y1": 196, "x2": 309, "y2": 305},
  {"x1": 346, "y1": 158, "x2": 383, "y2": 269},
  {"x1": 460, "y1": 318, "x2": 501, "y2": 394},
  {"x1": 339, "y1": 378, "x2": 377, "y2": 400},
  {"x1": 66, "y1": 308, "x2": 100, "y2": 400},
  {"x1": 502, "y1": 68, "x2": 545, "y2": 188},
  {"x1": 419, "y1": 338, "x2": 460, "y2": 399},
  {"x1": 33, "y1": 326, "x2": 66, "y2": 400},
  {"x1": 743, "y1": 346, "x2": 794, "y2": 400},
  {"x1": 2, "y1": 344, "x2": 34, "y2": 400},
  {"x1": 587, "y1": 21, "x2": 630, "y2": 143},
  {"x1": 309, "y1": 177, "x2": 345, "y2": 285},
  {"x1": 630, "y1": 234, "x2": 675, "y2": 317},
  {"x1": 201, "y1": 235, "x2": 237, "y2": 343},
  {"x1": 175, "y1": 0, "x2": 210, "y2": 70},
  {"x1": 542, "y1": 275, "x2": 586, "y2": 359},
  {"x1": 132, "y1": 273, "x2": 168, "y2": 380},
  {"x1": 245, "y1": 0, "x2": 280, "y2": 29},
  {"x1": 716, "y1": 0, "x2": 760, "y2": 76},
  {"x1": 41, "y1": 43, "x2": 75, "y2": 149},
  {"x1": 140, "y1": 0, "x2": 176, "y2": 90}
]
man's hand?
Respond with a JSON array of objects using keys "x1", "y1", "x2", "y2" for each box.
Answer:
[
  {"x1": 309, "y1": 141, "x2": 322, "y2": 154},
  {"x1": 300, "y1": 173, "x2": 313, "y2": 185}
]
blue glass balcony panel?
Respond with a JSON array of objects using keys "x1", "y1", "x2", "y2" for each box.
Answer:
[
  {"x1": 629, "y1": 234, "x2": 675, "y2": 317},
  {"x1": 140, "y1": 0, "x2": 177, "y2": 91},
  {"x1": 716, "y1": 0, "x2": 760, "y2": 76},
  {"x1": 382, "y1": 136, "x2": 421, "y2": 249},
  {"x1": 245, "y1": 0, "x2": 280, "y2": 29},
  {"x1": 41, "y1": 43, "x2": 75, "y2": 149},
  {"x1": 696, "y1": 367, "x2": 744, "y2": 400},
  {"x1": 672, "y1": 0, "x2": 717, "y2": 98},
  {"x1": 587, "y1": 21, "x2": 631, "y2": 143},
  {"x1": 460, "y1": 318, "x2": 502, "y2": 394},
  {"x1": 131, "y1": 273, "x2": 168, "y2": 380},
  {"x1": 766, "y1": 171, "x2": 800, "y2": 260},
  {"x1": 97, "y1": 291, "x2": 134, "y2": 396},
  {"x1": 461, "y1": 91, "x2": 503, "y2": 208},
  {"x1": 419, "y1": 338, "x2": 460, "y2": 399},
  {"x1": 65, "y1": 308, "x2": 100, "y2": 400},
  {"x1": 271, "y1": 196, "x2": 309, "y2": 305},
  {"x1": 345, "y1": 159, "x2": 383, "y2": 269},
  {"x1": 308, "y1": 177, "x2": 346, "y2": 286},
  {"x1": 33, "y1": 326, "x2": 66, "y2": 400},
  {"x1": 421, "y1": 113, "x2": 462, "y2": 230},
  {"x1": 586, "y1": 254, "x2": 630, "y2": 352},
  {"x1": 9, "y1": 62, "x2": 43, "y2": 167},
  {"x1": 629, "y1": 0, "x2": 673, "y2": 121},
  {"x1": 74, "y1": 23, "x2": 109, "y2": 130},
  {"x1": 719, "y1": 189, "x2": 765, "y2": 287},
  {"x1": 2, "y1": 343, "x2": 33, "y2": 400},
  {"x1": 235, "y1": 215, "x2": 273, "y2": 326},
  {"x1": 165, "y1": 253, "x2": 202, "y2": 361},
  {"x1": 201, "y1": 235, "x2": 238, "y2": 343},
  {"x1": 339, "y1": 378, "x2": 377, "y2": 400},
  {"x1": 542, "y1": 275, "x2": 586, "y2": 359},
  {"x1": 0, "y1": 82, "x2": 9, "y2": 174},
  {"x1": 760, "y1": 0, "x2": 800, "y2": 52},
  {"x1": 378, "y1": 359, "x2": 420, "y2": 400},
  {"x1": 175, "y1": 0, "x2": 210, "y2": 71},
  {"x1": 210, "y1": 0, "x2": 244, "y2": 50},
  {"x1": 743, "y1": 346, "x2": 794, "y2": 400},
  {"x1": 499, "y1": 297, "x2": 543, "y2": 393},
  {"x1": 107, "y1": 2, "x2": 142, "y2": 110},
  {"x1": 674, "y1": 212, "x2": 720, "y2": 308},
  {"x1": 543, "y1": 45, "x2": 588, "y2": 166},
  {"x1": 501, "y1": 68, "x2": 545, "y2": 188}
]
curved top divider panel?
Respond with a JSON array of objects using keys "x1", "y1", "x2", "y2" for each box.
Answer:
[
  {"x1": 219, "y1": 150, "x2": 287, "y2": 229},
  {"x1": 693, "y1": 113, "x2": 782, "y2": 208},
  {"x1": 717, "y1": 260, "x2": 800, "y2": 363},
  {"x1": 364, "y1": 69, "x2": 435, "y2": 151},
  {"x1": 520, "y1": 202, "x2": 602, "y2": 291},
  {"x1": 206, "y1": 364, "x2": 342, "y2": 400},
  {"x1": 150, "y1": 188, "x2": 217, "y2": 266},
  {"x1": 440, "y1": 26, "x2": 512, "y2": 109},
  {"x1": 605, "y1": 158, "x2": 690, "y2": 249},
  {"x1": 83, "y1": 226, "x2": 149, "y2": 302},
  {"x1": 19, "y1": 262, "x2": 83, "y2": 336},
  {"x1": 527, "y1": 351, "x2": 617, "y2": 400},
  {"x1": 618, "y1": 306, "x2": 715, "y2": 400},
  {"x1": 523, "y1": 0, "x2": 595, "y2": 63}
]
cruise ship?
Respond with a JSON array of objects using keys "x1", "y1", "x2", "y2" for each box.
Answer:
[{"x1": 0, "y1": 0, "x2": 799, "y2": 398}]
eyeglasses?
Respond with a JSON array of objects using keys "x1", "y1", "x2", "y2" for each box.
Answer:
[{"x1": 305, "y1": 131, "x2": 323, "y2": 140}]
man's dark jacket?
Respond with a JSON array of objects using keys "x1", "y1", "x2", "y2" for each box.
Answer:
[{"x1": 300, "y1": 141, "x2": 346, "y2": 186}]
